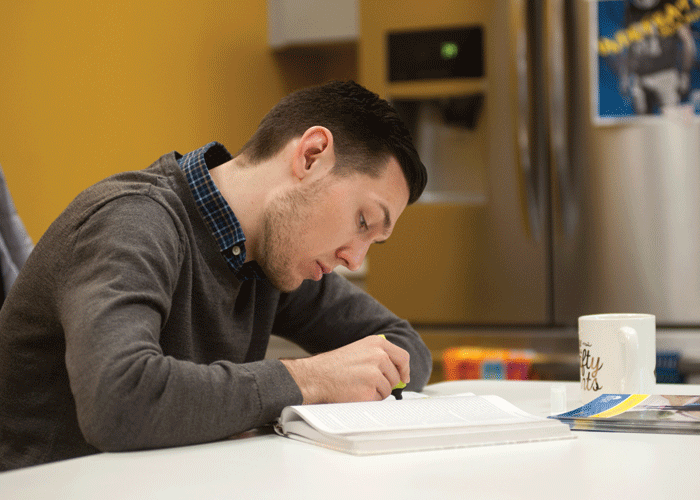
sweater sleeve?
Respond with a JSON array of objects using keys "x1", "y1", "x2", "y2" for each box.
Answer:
[
  {"x1": 272, "y1": 273, "x2": 433, "y2": 392},
  {"x1": 58, "y1": 194, "x2": 301, "y2": 452}
]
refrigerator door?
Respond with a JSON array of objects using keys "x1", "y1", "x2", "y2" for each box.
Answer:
[
  {"x1": 553, "y1": 0, "x2": 700, "y2": 326},
  {"x1": 365, "y1": 0, "x2": 551, "y2": 325}
]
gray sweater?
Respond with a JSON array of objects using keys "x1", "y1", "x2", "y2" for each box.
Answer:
[{"x1": 0, "y1": 151, "x2": 431, "y2": 471}]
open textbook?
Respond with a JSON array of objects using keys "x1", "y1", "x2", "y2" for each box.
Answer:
[
  {"x1": 550, "y1": 394, "x2": 700, "y2": 434},
  {"x1": 274, "y1": 393, "x2": 573, "y2": 455}
]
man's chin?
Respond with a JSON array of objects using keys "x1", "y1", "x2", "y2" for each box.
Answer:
[
  {"x1": 267, "y1": 273, "x2": 305, "y2": 293},
  {"x1": 274, "y1": 283, "x2": 302, "y2": 293}
]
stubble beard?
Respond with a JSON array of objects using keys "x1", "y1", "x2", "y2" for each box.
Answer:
[{"x1": 258, "y1": 179, "x2": 326, "y2": 292}]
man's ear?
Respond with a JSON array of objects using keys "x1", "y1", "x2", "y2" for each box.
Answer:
[{"x1": 291, "y1": 126, "x2": 335, "y2": 181}]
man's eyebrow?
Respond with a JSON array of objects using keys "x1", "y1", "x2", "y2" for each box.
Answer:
[{"x1": 379, "y1": 202, "x2": 392, "y2": 235}]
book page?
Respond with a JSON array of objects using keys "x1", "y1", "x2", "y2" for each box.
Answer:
[{"x1": 284, "y1": 395, "x2": 543, "y2": 436}]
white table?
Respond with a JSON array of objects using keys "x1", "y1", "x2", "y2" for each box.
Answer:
[{"x1": 2, "y1": 380, "x2": 699, "y2": 500}]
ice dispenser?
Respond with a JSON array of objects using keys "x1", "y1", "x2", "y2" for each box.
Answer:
[{"x1": 387, "y1": 26, "x2": 488, "y2": 204}]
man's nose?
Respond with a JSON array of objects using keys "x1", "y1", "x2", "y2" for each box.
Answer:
[{"x1": 337, "y1": 240, "x2": 371, "y2": 272}]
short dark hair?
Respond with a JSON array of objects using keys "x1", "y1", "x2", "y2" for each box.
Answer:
[{"x1": 237, "y1": 80, "x2": 427, "y2": 204}]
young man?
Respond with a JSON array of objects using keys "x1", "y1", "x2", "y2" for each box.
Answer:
[{"x1": 0, "y1": 81, "x2": 431, "y2": 470}]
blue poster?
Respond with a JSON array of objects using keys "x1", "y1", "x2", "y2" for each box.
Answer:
[{"x1": 594, "y1": 0, "x2": 700, "y2": 122}]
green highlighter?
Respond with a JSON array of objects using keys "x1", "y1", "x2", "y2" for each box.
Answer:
[{"x1": 378, "y1": 335, "x2": 407, "y2": 400}]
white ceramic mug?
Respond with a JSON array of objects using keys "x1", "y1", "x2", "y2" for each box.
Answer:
[{"x1": 578, "y1": 313, "x2": 656, "y2": 404}]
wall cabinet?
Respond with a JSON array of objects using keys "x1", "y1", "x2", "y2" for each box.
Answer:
[{"x1": 267, "y1": 0, "x2": 357, "y2": 49}]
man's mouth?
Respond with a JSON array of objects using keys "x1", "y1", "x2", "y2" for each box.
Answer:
[{"x1": 314, "y1": 261, "x2": 331, "y2": 280}]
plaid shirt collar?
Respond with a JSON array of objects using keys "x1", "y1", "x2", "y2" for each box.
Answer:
[{"x1": 177, "y1": 142, "x2": 265, "y2": 281}]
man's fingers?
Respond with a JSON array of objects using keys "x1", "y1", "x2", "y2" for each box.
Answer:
[
  {"x1": 377, "y1": 355, "x2": 402, "y2": 392},
  {"x1": 374, "y1": 374, "x2": 393, "y2": 401},
  {"x1": 281, "y1": 336, "x2": 412, "y2": 404},
  {"x1": 377, "y1": 336, "x2": 411, "y2": 385}
]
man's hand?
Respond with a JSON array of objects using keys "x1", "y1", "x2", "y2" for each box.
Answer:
[{"x1": 280, "y1": 335, "x2": 410, "y2": 404}]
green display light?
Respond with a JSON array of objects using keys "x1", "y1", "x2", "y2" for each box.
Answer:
[{"x1": 441, "y1": 41, "x2": 459, "y2": 60}]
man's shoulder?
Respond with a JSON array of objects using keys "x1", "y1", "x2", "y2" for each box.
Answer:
[
  {"x1": 85, "y1": 151, "x2": 183, "y2": 201},
  {"x1": 72, "y1": 153, "x2": 188, "y2": 219},
  {"x1": 42, "y1": 154, "x2": 192, "y2": 247}
]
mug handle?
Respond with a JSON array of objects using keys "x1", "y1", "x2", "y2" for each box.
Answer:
[{"x1": 619, "y1": 326, "x2": 640, "y2": 393}]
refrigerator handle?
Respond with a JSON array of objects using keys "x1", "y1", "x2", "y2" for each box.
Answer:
[
  {"x1": 545, "y1": 0, "x2": 577, "y2": 237},
  {"x1": 510, "y1": 0, "x2": 541, "y2": 241}
]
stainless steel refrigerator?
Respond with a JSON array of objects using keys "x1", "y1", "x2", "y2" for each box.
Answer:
[{"x1": 364, "y1": 0, "x2": 700, "y2": 328}]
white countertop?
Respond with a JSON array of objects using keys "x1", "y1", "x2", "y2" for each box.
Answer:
[{"x1": 2, "y1": 380, "x2": 699, "y2": 500}]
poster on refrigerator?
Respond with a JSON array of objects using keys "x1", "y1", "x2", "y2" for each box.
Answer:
[{"x1": 593, "y1": 0, "x2": 700, "y2": 123}]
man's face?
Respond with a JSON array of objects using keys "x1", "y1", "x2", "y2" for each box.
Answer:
[{"x1": 258, "y1": 157, "x2": 410, "y2": 292}]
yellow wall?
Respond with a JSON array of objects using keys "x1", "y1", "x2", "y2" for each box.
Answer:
[{"x1": 0, "y1": 1, "x2": 355, "y2": 241}]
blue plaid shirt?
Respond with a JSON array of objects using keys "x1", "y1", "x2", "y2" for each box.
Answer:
[{"x1": 177, "y1": 142, "x2": 264, "y2": 281}]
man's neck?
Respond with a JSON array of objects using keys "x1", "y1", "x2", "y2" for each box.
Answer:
[{"x1": 208, "y1": 155, "x2": 284, "y2": 263}]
